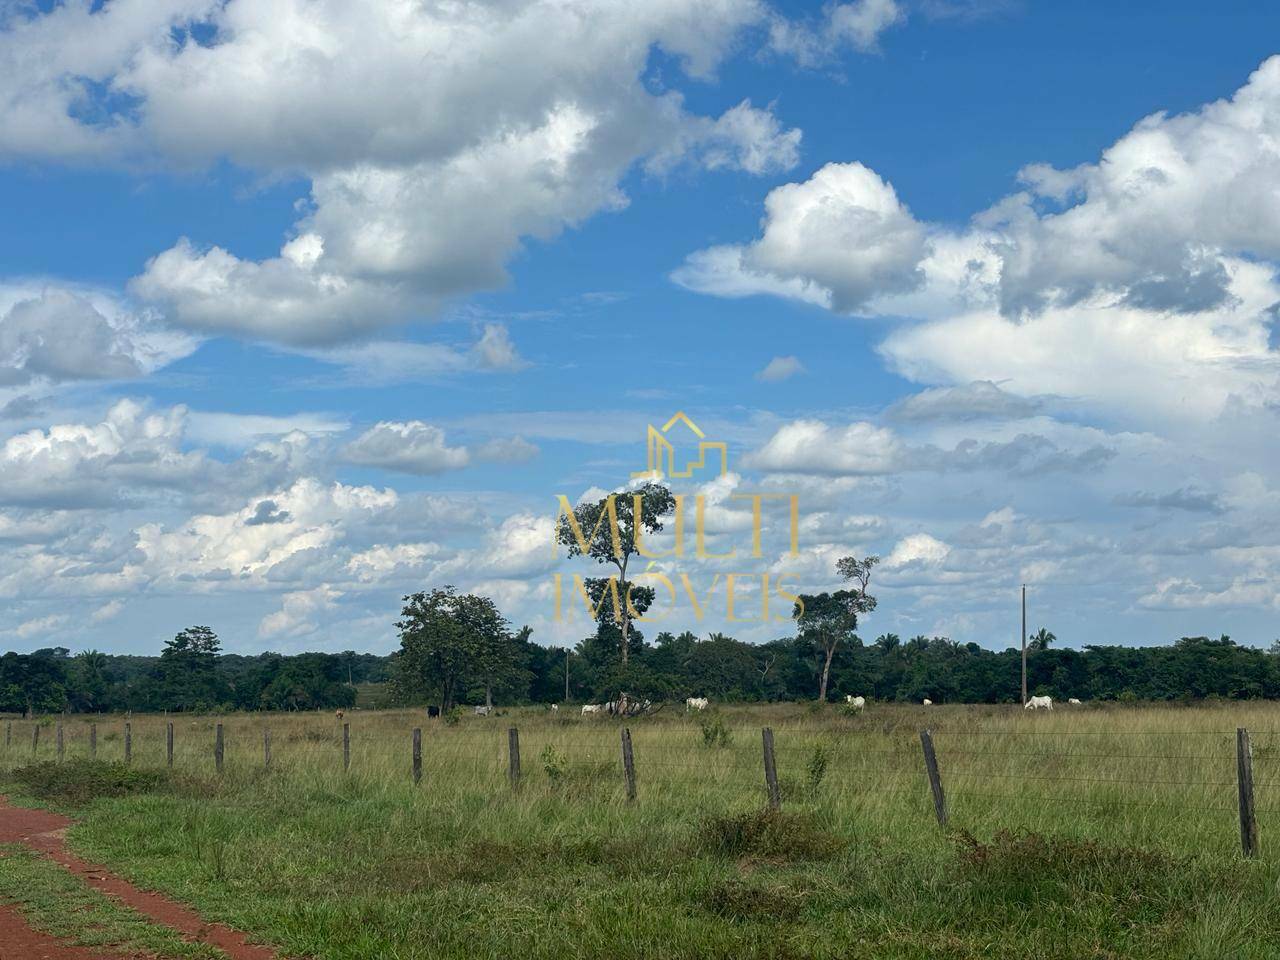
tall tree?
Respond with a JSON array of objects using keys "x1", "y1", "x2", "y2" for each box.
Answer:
[
  {"x1": 796, "y1": 555, "x2": 879, "y2": 702},
  {"x1": 156, "y1": 626, "x2": 225, "y2": 711},
  {"x1": 555, "y1": 482, "x2": 676, "y2": 664},
  {"x1": 394, "y1": 587, "x2": 523, "y2": 710},
  {"x1": 794, "y1": 591, "x2": 861, "y2": 702}
]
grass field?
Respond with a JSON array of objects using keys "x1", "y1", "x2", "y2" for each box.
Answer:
[{"x1": 4, "y1": 701, "x2": 1280, "y2": 959}]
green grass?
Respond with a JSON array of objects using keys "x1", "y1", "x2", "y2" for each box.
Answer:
[
  {"x1": 5, "y1": 702, "x2": 1280, "y2": 958},
  {"x1": 0, "y1": 844, "x2": 227, "y2": 959}
]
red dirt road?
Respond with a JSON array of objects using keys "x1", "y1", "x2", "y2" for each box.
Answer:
[{"x1": 0, "y1": 798, "x2": 280, "y2": 960}]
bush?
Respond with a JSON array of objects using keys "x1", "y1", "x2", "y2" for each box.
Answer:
[
  {"x1": 540, "y1": 745, "x2": 566, "y2": 782},
  {"x1": 7, "y1": 760, "x2": 170, "y2": 806},
  {"x1": 804, "y1": 744, "x2": 829, "y2": 798},
  {"x1": 698, "y1": 714, "x2": 732, "y2": 748}
]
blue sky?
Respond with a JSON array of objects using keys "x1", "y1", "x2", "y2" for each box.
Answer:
[{"x1": 2, "y1": 0, "x2": 1279, "y2": 656}]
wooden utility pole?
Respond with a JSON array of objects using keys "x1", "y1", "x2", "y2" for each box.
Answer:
[
  {"x1": 564, "y1": 648, "x2": 570, "y2": 703},
  {"x1": 1020, "y1": 583, "x2": 1027, "y2": 706}
]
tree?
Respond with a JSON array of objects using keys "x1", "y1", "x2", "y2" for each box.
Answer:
[
  {"x1": 394, "y1": 587, "x2": 523, "y2": 710},
  {"x1": 793, "y1": 554, "x2": 880, "y2": 703},
  {"x1": 1029, "y1": 627, "x2": 1056, "y2": 652},
  {"x1": 795, "y1": 592, "x2": 863, "y2": 702},
  {"x1": 68, "y1": 650, "x2": 109, "y2": 712},
  {"x1": 155, "y1": 626, "x2": 226, "y2": 711},
  {"x1": 555, "y1": 482, "x2": 676, "y2": 664}
]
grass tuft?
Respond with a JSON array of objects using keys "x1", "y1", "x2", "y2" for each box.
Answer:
[
  {"x1": 699, "y1": 877, "x2": 805, "y2": 921},
  {"x1": 697, "y1": 809, "x2": 844, "y2": 862}
]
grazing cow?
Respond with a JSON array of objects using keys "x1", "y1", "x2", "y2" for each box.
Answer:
[
  {"x1": 550, "y1": 704, "x2": 558, "y2": 711},
  {"x1": 922, "y1": 699, "x2": 933, "y2": 706},
  {"x1": 686, "y1": 697, "x2": 709, "y2": 711},
  {"x1": 1024, "y1": 695, "x2": 1054, "y2": 711},
  {"x1": 427, "y1": 705, "x2": 440, "y2": 718},
  {"x1": 474, "y1": 705, "x2": 492, "y2": 717},
  {"x1": 845, "y1": 695, "x2": 866, "y2": 710},
  {"x1": 1068, "y1": 698, "x2": 1082, "y2": 705},
  {"x1": 581, "y1": 704, "x2": 602, "y2": 716},
  {"x1": 335, "y1": 710, "x2": 344, "y2": 720}
]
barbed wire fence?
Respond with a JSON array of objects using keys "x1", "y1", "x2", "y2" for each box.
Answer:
[{"x1": 1, "y1": 715, "x2": 1275, "y2": 858}]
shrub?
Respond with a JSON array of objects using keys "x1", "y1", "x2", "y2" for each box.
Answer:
[
  {"x1": 698, "y1": 714, "x2": 732, "y2": 748},
  {"x1": 804, "y1": 744, "x2": 830, "y2": 799},
  {"x1": 540, "y1": 745, "x2": 566, "y2": 782},
  {"x1": 7, "y1": 760, "x2": 169, "y2": 806}
]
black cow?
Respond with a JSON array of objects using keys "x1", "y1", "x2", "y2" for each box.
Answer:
[{"x1": 427, "y1": 705, "x2": 440, "y2": 718}]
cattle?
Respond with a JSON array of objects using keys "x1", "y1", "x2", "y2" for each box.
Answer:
[
  {"x1": 686, "y1": 696, "x2": 709, "y2": 711},
  {"x1": 427, "y1": 705, "x2": 440, "y2": 718},
  {"x1": 1068, "y1": 698, "x2": 1082, "y2": 705},
  {"x1": 335, "y1": 710, "x2": 344, "y2": 720},
  {"x1": 922, "y1": 699, "x2": 933, "y2": 706},
  {"x1": 581, "y1": 704, "x2": 602, "y2": 716},
  {"x1": 1025, "y1": 695, "x2": 1054, "y2": 711},
  {"x1": 845, "y1": 695, "x2": 866, "y2": 710},
  {"x1": 474, "y1": 705, "x2": 492, "y2": 717},
  {"x1": 550, "y1": 704, "x2": 558, "y2": 711}
]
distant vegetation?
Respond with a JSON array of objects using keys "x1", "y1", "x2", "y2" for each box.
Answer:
[{"x1": 4, "y1": 622, "x2": 1280, "y2": 715}]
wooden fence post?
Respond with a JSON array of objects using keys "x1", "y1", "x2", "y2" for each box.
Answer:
[
  {"x1": 1238, "y1": 727, "x2": 1259, "y2": 858},
  {"x1": 56, "y1": 724, "x2": 64, "y2": 762},
  {"x1": 31, "y1": 725, "x2": 39, "y2": 756},
  {"x1": 124, "y1": 722, "x2": 132, "y2": 765},
  {"x1": 920, "y1": 729, "x2": 947, "y2": 827},
  {"x1": 263, "y1": 727, "x2": 271, "y2": 769},
  {"x1": 508, "y1": 727, "x2": 521, "y2": 789},
  {"x1": 166, "y1": 722, "x2": 174, "y2": 768},
  {"x1": 412, "y1": 728, "x2": 422, "y2": 786},
  {"x1": 621, "y1": 727, "x2": 637, "y2": 802},
  {"x1": 762, "y1": 727, "x2": 781, "y2": 811},
  {"x1": 215, "y1": 723, "x2": 224, "y2": 774},
  {"x1": 5, "y1": 720, "x2": 10, "y2": 748},
  {"x1": 343, "y1": 722, "x2": 350, "y2": 772},
  {"x1": 89, "y1": 723, "x2": 96, "y2": 758}
]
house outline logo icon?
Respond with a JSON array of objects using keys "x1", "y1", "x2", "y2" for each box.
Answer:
[{"x1": 631, "y1": 411, "x2": 728, "y2": 480}]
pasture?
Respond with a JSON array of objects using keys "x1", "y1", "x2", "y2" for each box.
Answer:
[{"x1": 4, "y1": 700, "x2": 1280, "y2": 959}]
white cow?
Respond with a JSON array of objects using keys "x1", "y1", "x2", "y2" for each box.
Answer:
[
  {"x1": 1025, "y1": 695, "x2": 1054, "y2": 711},
  {"x1": 922, "y1": 699, "x2": 933, "y2": 706},
  {"x1": 1068, "y1": 698, "x2": 1082, "y2": 705},
  {"x1": 581, "y1": 704, "x2": 602, "y2": 716},
  {"x1": 474, "y1": 705, "x2": 492, "y2": 716},
  {"x1": 686, "y1": 697, "x2": 709, "y2": 711},
  {"x1": 845, "y1": 695, "x2": 866, "y2": 711},
  {"x1": 550, "y1": 704, "x2": 558, "y2": 711}
]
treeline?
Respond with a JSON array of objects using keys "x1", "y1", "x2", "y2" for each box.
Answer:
[
  {"x1": 548, "y1": 630, "x2": 1280, "y2": 706},
  {"x1": 0, "y1": 628, "x2": 390, "y2": 715},
  {"x1": 5, "y1": 626, "x2": 1279, "y2": 716}
]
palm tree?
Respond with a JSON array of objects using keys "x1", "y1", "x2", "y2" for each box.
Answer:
[
  {"x1": 1029, "y1": 627, "x2": 1056, "y2": 652},
  {"x1": 874, "y1": 633, "x2": 901, "y2": 653}
]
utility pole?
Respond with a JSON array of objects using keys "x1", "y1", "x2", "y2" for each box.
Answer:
[
  {"x1": 1020, "y1": 583, "x2": 1027, "y2": 705},
  {"x1": 564, "y1": 647, "x2": 571, "y2": 702}
]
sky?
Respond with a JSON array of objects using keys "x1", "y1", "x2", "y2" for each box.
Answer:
[{"x1": 1, "y1": 0, "x2": 1280, "y2": 657}]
